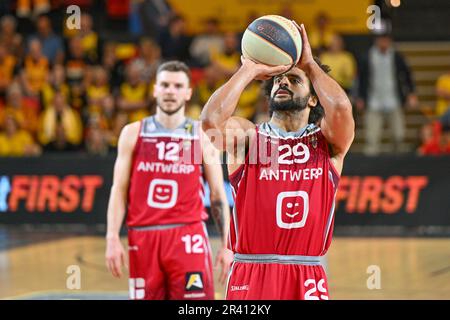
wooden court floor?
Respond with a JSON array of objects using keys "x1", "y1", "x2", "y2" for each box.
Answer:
[{"x1": 0, "y1": 234, "x2": 449, "y2": 299}]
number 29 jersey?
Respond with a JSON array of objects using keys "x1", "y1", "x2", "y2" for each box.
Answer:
[
  {"x1": 228, "y1": 123, "x2": 340, "y2": 256},
  {"x1": 126, "y1": 116, "x2": 207, "y2": 227}
]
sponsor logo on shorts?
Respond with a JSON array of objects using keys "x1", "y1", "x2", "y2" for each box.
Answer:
[
  {"x1": 128, "y1": 245, "x2": 139, "y2": 251},
  {"x1": 185, "y1": 272, "x2": 204, "y2": 291},
  {"x1": 230, "y1": 285, "x2": 249, "y2": 292},
  {"x1": 129, "y1": 278, "x2": 145, "y2": 300}
]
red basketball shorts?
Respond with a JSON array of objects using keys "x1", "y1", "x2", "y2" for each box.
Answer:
[
  {"x1": 128, "y1": 221, "x2": 214, "y2": 300},
  {"x1": 226, "y1": 254, "x2": 329, "y2": 300}
]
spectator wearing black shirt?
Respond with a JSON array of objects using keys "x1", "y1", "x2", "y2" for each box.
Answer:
[{"x1": 157, "y1": 15, "x2": 192, "y2": 63}]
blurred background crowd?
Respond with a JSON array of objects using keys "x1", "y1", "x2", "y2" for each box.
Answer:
[{"x1": 0, "y1": 0, "x2": 449, "y2": 158}]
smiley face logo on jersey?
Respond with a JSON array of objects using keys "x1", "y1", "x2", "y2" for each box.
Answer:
[
  {"x1": 155, "y1": 186, "x2": 172, "y2": 202},
  {"x1": 276, "y1": 191, "x2": 309, "y2": 229},
  {"x1": 285, "y1": 201, "x2": 300, "y2": 218},
  {"x1": 147, "y1": 179, "x2": 178, "y2": 209}
]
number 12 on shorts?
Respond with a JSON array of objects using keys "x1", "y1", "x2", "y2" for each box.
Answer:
[{"x1": 181, "y1": 234, "x2": 204, "y2": 254}]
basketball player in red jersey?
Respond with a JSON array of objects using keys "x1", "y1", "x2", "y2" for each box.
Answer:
[
  {"x1": 105, "y1": 61, "x2": 233, "y2": 300},
  {"x1": 201, "y1": 23, "x2": 354, "y2": 299}
]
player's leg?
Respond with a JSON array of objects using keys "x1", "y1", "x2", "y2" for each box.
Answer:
[
  {"x1": 389, "y1": 107, "x2": 405, "y2": 153},
  {"x1": 364, "y1": 109, "x2": 383, "y2": 155},
  {"x1": 128, "y1": 228, "x2": 166, "y2": 300},
  {"x1": 161, "y1": 222, "x2": 214, "y2": 300}
]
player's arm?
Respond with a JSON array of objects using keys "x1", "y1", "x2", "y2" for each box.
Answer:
[
  {"x1": 201, "y1": 130, "x2": 233, "y2": 284},
  {"x1": 295, "y1": 22, "x2": 354, "y2": 173},
  {"x1": 105, "y1": 121, "x2": 140, "y2": 278},
  {"x1": 200, "y1": 57, "x2": 290, "y2": 154}
]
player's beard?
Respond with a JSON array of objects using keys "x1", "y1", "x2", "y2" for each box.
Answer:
[
  {"x1": 269, "y1": 94, "x2": 310, "y2": 113},
  {"x1": 157, "y1": 101, "x2": 185, "y2": 115}
]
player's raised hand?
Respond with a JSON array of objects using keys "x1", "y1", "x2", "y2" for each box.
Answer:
[
  {"x1": 292, "y1": 21, "x2": 315, "y2": 72},
  {"x1": 106, "y1": 236, "x2": 127, "y2": 278},
  {"x1": 214, "y1": 247, "x2": 234, "y2": 285},
  {"x1": 240, "y1": 55, "x2": 290, "y2": 81}
]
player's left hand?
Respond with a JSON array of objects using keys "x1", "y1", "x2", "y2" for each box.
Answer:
[
  {"x1": 240, "y1": 55, "x2": 291, "y2": 81},
  {"x1": 214, "y1": 247, "x2": 234, "y2": 285},
  {"x1": 292, "y1": 21, "x2": 316, "y2": 73}
]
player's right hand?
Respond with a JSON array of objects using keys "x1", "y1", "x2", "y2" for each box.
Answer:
[
  {"x1": 105, "y1": 236, "x2": 127, "y2": 278},
  {"x1": 240, "y1": 56, "x2": 290, "y2": 81}
]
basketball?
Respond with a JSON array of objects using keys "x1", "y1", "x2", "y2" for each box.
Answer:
[{"x1": 241, "y1": 15, "x2": 303, "y2": 67}]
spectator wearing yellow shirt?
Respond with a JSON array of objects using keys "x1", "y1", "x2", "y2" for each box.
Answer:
[
  {"x1": 210, "y1": 32, "x2": 240, "y2": 79},
  {"x1": 40, "y1": 64, "x2": 70, "y2": 109},
  {"x1": 20, "y1": 39, "x2": 49, "y2": 97},
  {"x1": 117, "y1": 62, "x2": 150, "y2": 124},
  {"x1": 194, "y1": 67, "x2": 221, "y2": 105},
  {"x1": 0, "y1": 15, "x2": 23, "y2": 58},
  {"x1": 38, "y1": 91, "x2": 83, "y2": 148},
  {"x1": 1, "y1": 84, "x2": 40, "y2": 137},
  {"x1": 208, "y1": 32, "x2": 262, "y2": 120},
  {"x1": 0, "y1": 43, "x2": 17, "y2": 98},
  {"x1": 195, "y1": 65, "x2": 261, "y2": 121},
  {"x1": 435, "y1": 71, "x2": 450, "y2": 116},
  {"x1": 86, "y1": 66, "x2": 114, "y2": 128},
  {"x1": 320, "y1": 34, "x2": 356, "y2": 93},
  {"x1": 308, "y1": 12, "x2": 336, "y2": 55},
  {"x1": 191, "y1": 67, "x2": 221, "y2": 119},
  {"x1": 79, "y1": 13, "x2": 100, "y2": 64},
  {"x1": 233, "y1": 81, "x2": 261, "y2": 121},
  {"x1": 0, "y1": 113, "x2": 41, "y2": 157}
]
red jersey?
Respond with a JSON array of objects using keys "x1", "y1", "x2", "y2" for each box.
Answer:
[
  {"x1": 126, "y1": 116, "x2": 207, "y2": 227},
  {"x1": 228, "y1": 123, "x2": 339, "y2": 256}
]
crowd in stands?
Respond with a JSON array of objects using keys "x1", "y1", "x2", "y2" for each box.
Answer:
[{"x1": 0, "y1": 1, "x2": 449, "y2": 157}]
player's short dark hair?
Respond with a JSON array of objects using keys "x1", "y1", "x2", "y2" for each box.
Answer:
[
  {"x1": 263, "y1": 56, "x2": 330, "y2": 124},
  {"x1": 156, "y1": 60, "x2": 191, "y2": 83}
]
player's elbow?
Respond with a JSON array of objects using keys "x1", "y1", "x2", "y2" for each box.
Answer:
[
  {"x1": 332, "y1": 101, "x2": 355, "y2": 128},
  {"x1": 201, "y1": 91, "x2": 228, "y2": 130},
  {"x1": 200, "y1": 110, "x2": 226, "y2": 144},
  {"x1": 334, "y1": 99, "x2": 353, "y2": 113},
  {"x1": 200, "y1": 112, "x2": 216, "y2": 132}
]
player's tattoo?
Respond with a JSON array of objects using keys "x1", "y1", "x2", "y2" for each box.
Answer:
[{"x1": 210, "y1": 200, "x2": 225, "y2": 238}]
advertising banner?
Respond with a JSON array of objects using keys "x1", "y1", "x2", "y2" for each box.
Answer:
[
  {"x1": 0, "y1": 156, "x2": 112, "y2": 224},
  {"x1": 335, "y1": 155, "x2": 450, "y2": 227},
  {"x1": 1, "y1": 155, "x2": 449, "y2": 227}
]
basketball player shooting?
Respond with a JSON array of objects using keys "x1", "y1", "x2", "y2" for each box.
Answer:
[
  {"x1": 105, "y1": 61, "x2": 233, "y2": 300},
  {"x1": 201, "y1": 22, "x2": 354, "y2": 299}
]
